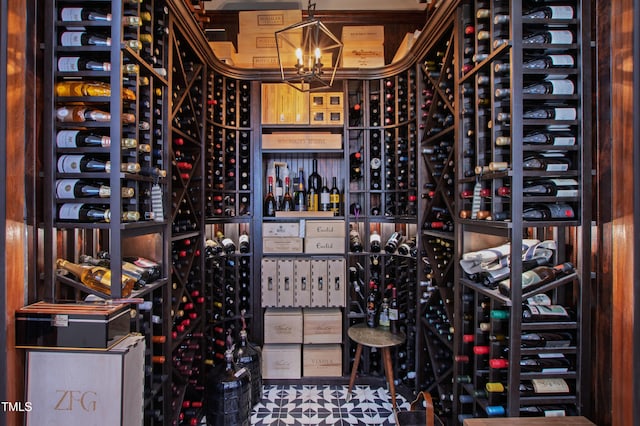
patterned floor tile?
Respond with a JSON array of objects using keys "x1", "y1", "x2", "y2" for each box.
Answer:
[{"x1": 250, "y1": 384, "x2": 409, "y2": 426}]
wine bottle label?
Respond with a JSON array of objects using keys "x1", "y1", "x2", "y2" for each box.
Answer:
[
  {"x1": 553, "y1": 107, "x2": 577, "y2": 120},
  {"x1": 549, "y1": 54, "x2": 575, "y2": 67},
  {"x1": 60, "y1": 8, "x2": 84, "y2": 21},
  {"x1": 57, "y1": 155, "x2": 84, "y2": 173},
  {"x1": 388, "y1": 307, "x2": 398, "y2": 321},
  {"x1": 55, "y1": 179, "x2": 80, "y2": 198},
  {"x1": 239, "y1": 234, "x2": 249, "y2": 245},
  {"x1": 57, "y1": 57, "x2": 81, "y2": 72},
  {"x1": 56, "y1": 130, "x2": 80, "y2": 147},
  {"x1": 531, "y1": 378, "x2": 570, "y2": 394},
  {"x1": 549, "y1": 178, "x2": 579, "y2": 197},
  {"x1": 544, "y1": 161, "x2": 569, "y2": 172},
  {"x1": 528, "y1": 304, "x2": 568, "y2": 318},
  {"x1": 60, "y1": 32, "x2": 85, "y2": 46},
  {"x1": 549, "y1": 79, "x2": 575, "y2": 95},
  {"x1": 526, "y1": 293, "x2": 552, "y2": 305},
  {"x1": 551, "y1": 135, "x2": 576, "y2": 146},
  {"x1": 58, "y1": 203, "x2": 83, "y2": 220},
  {"x1": 320, "y1": 192, "x2": 330, "y2": 204},
  {"x1": 548, "y1": 30, "x2": 573, "y2": 44},
  {"x1": 547, "y1": 6, "x2": 574, "y2": 19}
]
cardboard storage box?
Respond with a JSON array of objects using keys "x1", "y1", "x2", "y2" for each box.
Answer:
[
  {"x1": 327, "y1": 257, "x2": 346, "y2": 307},
  {"x1": 303, "y1": 344, "x2": 342, "y2": 377},
  {"x1": 264, "y1": 308, "x2": 303, "y2": 343},
  {"x1": 262, "y1": 133, "x2": 343, "y2": 150},
  {"x1": 15, "y1": 301, "x2": 130, "y2": 350},
  {"x1": 310, "y1": 260, "x2": 328, "y2": 307},
  {"x1": 305, "y1": 220, "x2": 346, "y2": 238},
  {"x1": 262, "y1": 343, "x2": 302, "y2": 379},
  {"x1": 239, "y1": 10, "x2": 302, "y2": 33},
  {"x1": 263, "y1": 222, "x2": 300, "y2": 238},
  {"x1": 209, "y1": 41, "x2": 237, "y2": 63},
  {"x1": 305, "y1": 237, "x2": 345, "y2": 254},
  {"x1": 261, "y1": 258, "x2": 278, "y2": 307},
  {"x1": 26, "y1": 334, "x2": 144, "y2": 426},
  {"x1": 277, "y1": 259, "x2": 295, "y2": 307},
  {"x1": 303, "y1": 308, "x2": 342, "y2": 344},
  {"x1": 342, "y1": 45, "x2": 386, "y2": 68},
  {"x1": 341, "y1": 25, "x2": 384, "y2": 45},
  {"x1": 263, "y1": 237, "x2": 303, "y2": 253},
  {"x1": 261, "y1": 83, "x2": 310, "y2": 124},
  {"x1": 293, "y1": 259, "x2": 312, "y2": 307}
]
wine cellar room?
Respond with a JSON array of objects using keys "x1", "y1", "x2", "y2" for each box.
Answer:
[{"x1": 0, "y1": 0, "x2": 638, "y2": 425}]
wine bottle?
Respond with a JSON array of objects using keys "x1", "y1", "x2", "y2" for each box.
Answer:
[
  {"x1": 307, "y1": 159, "x2": 321, "y2": 211},
  {"x1": 520, "y1": 354, "x2": 571, "y2": 373},
  {"x1": 282, "y1": 176, "x2": 294, "y2": 211},
  {"x1": 60, "y1": 31, "x2": 111, "y2": 47},
  {"x1": 263, "y1": 176, "x2": 276, "y2": 217},
  {"x1": 523, "y1": 54, "x2": 575, "y2": 69},
  {"x1": 122, "y1": 256, "x2": 161, "y2": 283},
  {"x1": 519, "y1": 405, "x2": 574, "y2": 417},
  {"x1": 498, "y1": 262, "x2": 574, "y2": 296},
  {"x1": 524, "y1": 30, "x2": 574, "y2": 44},
  {"x1": 239, "y1": 231, "x2": 250, "y2": 253},
  {"x1": 523, "y1": 5, "x2": 574, "y2": 20},
  {"x1": 57, "y1": 203, "x2": 139, "y2": 222},
  {"x1": 470, "y1": 257, "x2": 550, "y2": 288},
  {"x1": 274, "y1": 165, "x2": 283, "y2": 210},
  {"x1": 55, "y1": 179, "x2": 134, "y2": 199},
  {"x1": 294, "y1": 168, "x2": 307, "y2": 211},
  {"x1": 517, "y1": 179, "x2": 579, "y2": 197},
  {"x1": 57, "y1": 155, "x2": 140, "y2": 174},
  {"x1": 55, "y1": 258, "x2": 135, "y2": 297},
  {"x1": 56, "y1": 106, "x2": 110, "y2": 122},
  {"x1": 57, "y1": 56, "x2": 110, "y2": 72},
  {"x1": 522, "y1": 304, "x2": 571, "y2": 321},
  {"x1": 520, "y1": 332, "x2": 573, "y2": 348},
  {"x1": 384, "y1": 232, "x2": 402, "y2": 253},
  {"x1": 56, "y1": 81, "x2": 135, "y2": 100},
  {"x1": 350, "y1": 151, "x2": 363, "y2": 181},
  {"x1": 523, "y1": 154, "x2": 571, "y2": 171},
  {"x1": 522, "y1": 79, "x2": 575, "y2": 95},
  {"x1": 522, "y1": 203, "x2": 575, "y2": 220},
  {"x1": 366, "y1": 281, "x2": 379, "y2": 328},
  {"x1": 349, "y1": 225, "x2": 363, "y2": 252},
  {"x1": 329, "y1": 177, "x2": 340, "y2": 216},
  {"x1": 319, "y1": 177, "x2": 331, "y2": 212},
  {"x1": 56, "y1": 130, "x2": 131, "y2": 149},
  {"x1": 369, "y1": 230, "x2": 381, "y2": 252},
  {"x1": 397, "y1": 236, "x2": 417, "y2": 256},
  {"x1": 59, "y1": 7, "x2": 112, "y2": 21},
  {"x1": 80, "y1": 254, "x2": 149, "y2": 287},
  {"x1": 388, "y1": 287, "x2": 399, "y2": 334}
]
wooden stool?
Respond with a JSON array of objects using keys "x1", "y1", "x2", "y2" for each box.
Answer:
[{"x1": 347, "y1": 323, "x2": 406, "y2": 408}]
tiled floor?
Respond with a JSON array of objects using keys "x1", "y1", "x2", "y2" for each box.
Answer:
[{"x1": 250, "y1": 384, "x2": 410, "y2": 425}]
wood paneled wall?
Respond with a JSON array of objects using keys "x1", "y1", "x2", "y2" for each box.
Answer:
[
  {"x1": 3, "y1": 0, "x2": 29, "y2": 425},
  {"x1": 597, "y1": 0, "x2": 637, "y2": 425}
]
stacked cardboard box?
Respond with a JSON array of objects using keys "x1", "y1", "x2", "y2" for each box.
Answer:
[
  {"x1": 341, "y1": 25, "x2": 385, "y2": 68},
  {"x1": 235, "y1": 10, "x2": 302, "y2": 69}
]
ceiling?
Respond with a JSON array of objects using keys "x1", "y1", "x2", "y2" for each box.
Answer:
[{"x1": 204, "y1": 0, "x2": 429, "y2": 11}]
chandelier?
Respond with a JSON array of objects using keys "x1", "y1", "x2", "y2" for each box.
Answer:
[{"x1": 275, "y1": 1, "x2": 343, "y2": 92}]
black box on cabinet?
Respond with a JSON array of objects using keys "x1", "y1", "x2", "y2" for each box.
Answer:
[{"x1": 15, "y1": 301, "x2": 131, "y2": 350}]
